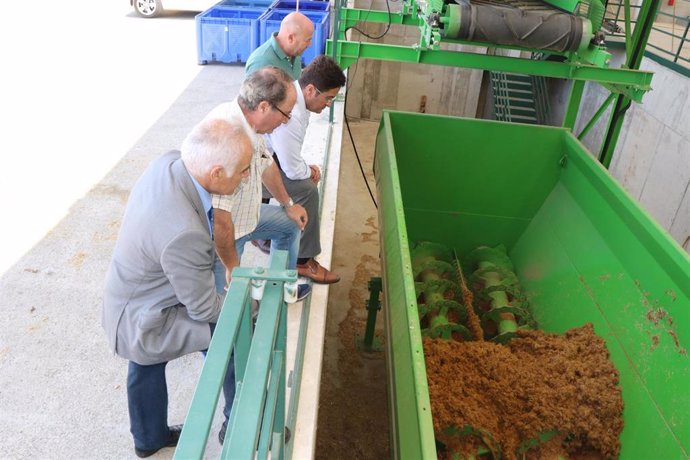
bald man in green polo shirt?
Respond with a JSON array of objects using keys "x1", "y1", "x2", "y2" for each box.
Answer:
[{"x1": 245, "y1": 12, "x2": 314, "y2": 80}]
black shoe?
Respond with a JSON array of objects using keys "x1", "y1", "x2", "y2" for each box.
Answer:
[
  {"x1": 134, "y1": 425, "x2": 183, "y2": 458},
  {"x1": 218, "y1": 420, "x2": 228, "y2": 445}
]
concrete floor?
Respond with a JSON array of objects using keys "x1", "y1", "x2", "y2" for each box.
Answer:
[
  {"x1": 0, "y1": 65, "x2": 252, "y2": 459},
  {"x1": 313, "y1": 118, "x2": 391, "y2": 459},
  {"x1": 0, "y1": 5, "x2": 204, "y2": 276}
]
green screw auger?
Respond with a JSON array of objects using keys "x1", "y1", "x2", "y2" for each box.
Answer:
[
  {"x1": 412, "y1": 242, "x2": 471, "y2": 341},
  {"x1": 416, "y1": 279, "x2": 470, "y2": 340},
  {"x1": 464, "y1": 244, "x2": 535, "y2": 343}
]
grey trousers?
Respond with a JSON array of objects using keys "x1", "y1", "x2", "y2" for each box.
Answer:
[{"x1": 263, "y1": 168, "x2": 321, "y2": 259}]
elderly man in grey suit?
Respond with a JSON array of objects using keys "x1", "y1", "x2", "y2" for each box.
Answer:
[{"x1": 102, "y1": 117, "x2": 252, "y2": 458}]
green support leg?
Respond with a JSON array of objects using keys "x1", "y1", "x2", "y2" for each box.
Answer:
[
  {"x1": 357, "y1": 277, "x2": 383, "y2": 352},
  {"x1": 599, "y1": 0, "x2": 662, "y2": 167},
  {"x1": 578, "y1": 93, "x2": 616, "y2": 141},
  {"x1": 562, "y1": 79, "x2": 585, "y2": 130}
]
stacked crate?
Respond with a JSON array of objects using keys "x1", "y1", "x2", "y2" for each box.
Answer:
[
  {"x1": 196, "y1": 0, "x2": 273, "y2": 65},
  {"x1": 196, "y1": 0, "x2": 330, "y2": 65}
]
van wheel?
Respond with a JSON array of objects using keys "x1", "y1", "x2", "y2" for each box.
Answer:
[{"x1": 134, "y1": 0, "x2": 162, "y2": 18}]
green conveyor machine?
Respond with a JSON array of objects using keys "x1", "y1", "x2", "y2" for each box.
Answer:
[{"x1": 329, "y1": 0, "x2": 688, "y2": 458}]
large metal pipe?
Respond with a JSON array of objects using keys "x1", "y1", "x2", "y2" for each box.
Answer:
[{"x1": 443, "y1": 0, "x2": 591, "y2": 53}]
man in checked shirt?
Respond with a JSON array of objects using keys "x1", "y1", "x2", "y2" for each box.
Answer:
[{"x1": 205, "y1": 66, "x2": 312, "y2": 302}]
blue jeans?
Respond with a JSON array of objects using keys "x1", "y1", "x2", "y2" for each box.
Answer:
[
  {"x1": 213, "y1": 204, "x2": 301, "y2": 293},
  {"x1": 127, "y1": 361, "x2": 171, "y2": 451},
  {"x1": 127, "y1": 325, "x2": 236, "y2": 450}
]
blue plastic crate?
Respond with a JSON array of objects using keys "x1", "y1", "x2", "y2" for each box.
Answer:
[
  {"x1": 196, "y1": 5, "x2": 268, "y2": 64},
  {"x1": 269, "y1": 0, "x2": 330, "y2": 12},
  {"x1": 219, "y1": 0, "x2": 273, "y2": 7},
  {"x1": 259, "y1": 9, "x2": 330, "y2": 66}
]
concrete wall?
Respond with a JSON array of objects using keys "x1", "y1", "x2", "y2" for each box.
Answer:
[
  {"x1": 568, "y1": 56, "x2": 690, "y2": 252},
  {"x1": 609, "y1": 58, "x2": 690, "y2": 251},
  {"x1": 344, "y1": 0, "x2": 484, "y2": 119}
]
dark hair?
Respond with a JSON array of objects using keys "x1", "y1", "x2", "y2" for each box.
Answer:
[
  {"x1": 298, "y1": 56, "x2": 346, "y2": 92},
  {"x1": 238, "y1": 66, "x2": 292, "y2": 110}
]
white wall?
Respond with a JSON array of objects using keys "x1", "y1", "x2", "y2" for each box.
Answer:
[
  {"x1": 534, "y1": 54, "x2": 690, "y2": 253},
  {"x1": 344, "y1": 0, "x2": 483, "y2": 119},
  {"x1": 607, "y1": 58, "x2": 690, "y2": 251}
]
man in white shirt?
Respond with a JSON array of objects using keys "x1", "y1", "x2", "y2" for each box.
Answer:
[{"x1": 265, "y1": 56, "x2": 346, "y2": 284}]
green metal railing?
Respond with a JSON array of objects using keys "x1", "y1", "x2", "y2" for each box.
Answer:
[
  {"x1": 174, "y1": 251, "x2": 297, "y2": 460},
  {"x1": 174, "y1": 114, "x2": 339, "y2": 458},
  {"x1": 606, "y1": 1, "x2": 690, "y2": 68}
]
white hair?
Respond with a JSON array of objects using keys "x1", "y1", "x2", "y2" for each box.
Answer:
[{"x1": 181, "y1": 117, "x2": 248, "y2": 177}]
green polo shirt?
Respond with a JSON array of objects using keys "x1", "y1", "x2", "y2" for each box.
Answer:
[{"x1": 245, "y1": 32, "x2": 302, "y2": 80}]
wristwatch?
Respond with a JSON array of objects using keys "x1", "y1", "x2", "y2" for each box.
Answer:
[{"x1": 282, "y1": 198, "x2": 295, "y2": 209}]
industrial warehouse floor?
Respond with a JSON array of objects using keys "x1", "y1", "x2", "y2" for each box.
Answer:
[
  {"x1": 0, "y1": 65, "x2": 247, "y2": 459},
  {"x1": 0, "y1": 58, "x2": 390, "y2": 458},
  {"x1": 314, "y1": 119, "x2": 390, "y2": 459}
]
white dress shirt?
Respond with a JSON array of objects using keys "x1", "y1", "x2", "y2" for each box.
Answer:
[{"x1": 266, "y1": 80, "x2": 311, "y2": 181}]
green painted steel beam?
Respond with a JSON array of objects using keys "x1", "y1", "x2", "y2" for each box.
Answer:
[
  {"x1": 223, "y1": 253, "x2": 291, "y2": 459},
  {"x1": 257, "y1": 350, "x2": 284, "y2": 459},
  {"x1": 328, "y1": 40, "x2": 653, "y2": 101},
  {"x1": 174, "y1": 278, "x2": 251, "y2": 459},
  {"x1": 624, "y1": 0, "x2": 633, "y2": 62},
  {"x1": 375, "y1": 113, "x2": 438, "y2": 459},
  {"x1": 563, "y1": 80, "x2": 585, "y2": 129},
  {"x1": 338, "y1": 7, "x2": 419, "y2": 31},
  {"x1": 283, "y1": 295, "x2": 311, "y2": 460},
  {"x1": 541, "y1": 0, "x2": 581, "y2": 13},
  {"x1": 599, "y1": 0, "x2": 662, "y2": 167},
  {"x1": 174, "y1": 251, "x2": 296, "y2": 459},
  {"x1": 272, "y1": 288, "x2": 288, "y2": 460},
  {"x1": 578, "y1": 93, "x2": 616, "y2": 141}
]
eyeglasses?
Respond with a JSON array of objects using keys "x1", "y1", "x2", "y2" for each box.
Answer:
[
  {"x1": 315, "y1": 87, "x2": 337, "y2": 103},
  {"x1": 272, "y1": 104, "x2": 292, "y2": 120}
]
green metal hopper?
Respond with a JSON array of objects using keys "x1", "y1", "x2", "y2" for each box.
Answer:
[{"x1": 374, "y1": 111, "x2": 689, "y2": 459}]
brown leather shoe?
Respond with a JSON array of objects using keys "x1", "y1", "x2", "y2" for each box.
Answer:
[{"x1": 297, "y1": 258, "x2": 340, "y2": 284}]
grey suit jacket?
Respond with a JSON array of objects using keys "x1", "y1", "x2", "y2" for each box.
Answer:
[{"x1": 102, "y1": 150, "x2": 222, "y2": 365}]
